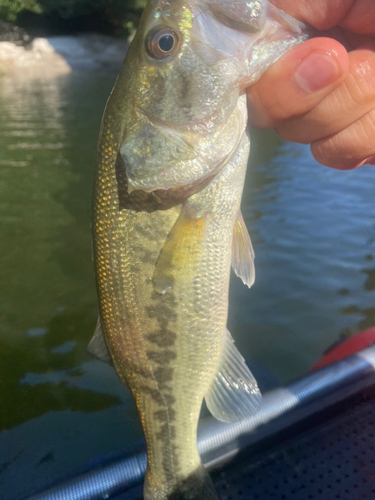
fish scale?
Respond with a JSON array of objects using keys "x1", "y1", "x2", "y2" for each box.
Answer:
[{"x1": 91, "y1": 1, "x2": 307, "y2": 499}]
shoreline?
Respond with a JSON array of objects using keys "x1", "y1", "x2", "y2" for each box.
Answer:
[{"x1": 0, "y1": 33, "x2": 129, "y2": 78}]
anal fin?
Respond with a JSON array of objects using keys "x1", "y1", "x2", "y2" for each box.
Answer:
[
  {"x1": 205, "y1": 329, "x2": 261, "y2": 423},
  {"x1": 87, "y1": 317, "x2": 113, "y2": 366},
  {"x1": 232, "y1": 210, "x2": 255, "y2": 288}
]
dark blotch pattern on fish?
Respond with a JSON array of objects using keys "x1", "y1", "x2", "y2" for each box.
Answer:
[
  {"x1": 157, "y1": 423, "x2": 180, "y2": 483},
  {"x1": 154, "y1": 367, "x2": 174, "y2": 388},
  {"x1": 140, "y1": 386, "x2": 176, "y2": 407},
  {"x1": 131, "y1": 365, "x2": 153, "y2": 380},
  {"x1": 147, "y1": 350, "x2": 177, "y2": 364},
  {"x1": 144, "y1": 290, "x2": 181, "y2": 480},
  {"x1": 157, "y1": 422, "x2": 176, "y2": 441},
  {"x1": 146, "y1": 302, "x2": 177, "y2": 325},
  {"x1": 154, "y1": 408, "x2": 176, "y2": 422},
  {"x1": 147, "y1": 330, "x2": 177, "y2": 348}
]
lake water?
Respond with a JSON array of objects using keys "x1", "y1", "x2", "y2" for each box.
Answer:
[{"x1": 0, "y1": 71, "x2": 374, "y2": 499}]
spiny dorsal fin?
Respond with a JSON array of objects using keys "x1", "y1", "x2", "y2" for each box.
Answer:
[
  {"x1": 153, "y1": 203, "x2": 206, "y2": 294},
  {"x1": 232, "y1": 210, "x2": 255, "y2": 288},
  {"x1": 87, "y1": 317, "x2": 113, "y2": 366},
  {"x1": 205, "y1": 329, "x2": 261, "y2": 423}
]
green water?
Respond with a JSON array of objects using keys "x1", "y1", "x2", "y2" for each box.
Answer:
[{"x1": 0, "y1": 72, "x2": 374, "y2": 499}]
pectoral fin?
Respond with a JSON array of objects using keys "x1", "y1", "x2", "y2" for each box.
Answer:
[
  {"x1": 232, "y1": 210, "x2": 255, "y2": 288},
  {"x1": 205, "y1": 329, "x2": 261, "y2": 423},
  {"x1": 87, "y1": 317, "x2": 113, "y2": 366},
  {"x1": 153, "y1": 204, "x2": 206, "y2": 294}
]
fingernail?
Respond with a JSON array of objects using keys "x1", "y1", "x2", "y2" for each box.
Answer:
[{"x1": 294, "y1": 52, "x2": 340, "y2": 93}]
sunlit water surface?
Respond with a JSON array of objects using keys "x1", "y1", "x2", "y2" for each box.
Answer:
[{"x1": 0, "y1": 72, "x2": 374, "y2": 499}]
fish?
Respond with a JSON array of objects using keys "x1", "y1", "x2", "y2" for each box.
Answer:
[{"x1": 89, "y1": 1, "x2": 307, "y2": 499}]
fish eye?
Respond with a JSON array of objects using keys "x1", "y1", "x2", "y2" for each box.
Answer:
[{"x1": 147, "y1": 28, "x2": 180, "y2": 60}]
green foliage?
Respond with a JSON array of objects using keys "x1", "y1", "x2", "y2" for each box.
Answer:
[
  {"x1": 0, "y1": 0, "x2": 42, "y2": 23},
  {"x1": 105, "y1": 0, "x2": 148, "y2": 16},
  {"x1": 135, "y1": 0, "x2": 149, "y2": 8},
  {"x1": 39, "y1": 0, "x2": 103, "y2": 19},
  {"x1": 38, "y1": 0, "x2": 137, "y2": 20},
  {"x1": 0, "y1": 0, "x2": 148, "y2": 24}
]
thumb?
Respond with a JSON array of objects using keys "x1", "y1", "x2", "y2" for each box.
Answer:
[{"x1": 247, "y1": 37, "x2": 349, "y2": 129}]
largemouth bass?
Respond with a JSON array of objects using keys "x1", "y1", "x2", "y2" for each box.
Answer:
[{"x1": 90, "y1": 1, "x2": 306, "y2": 499}]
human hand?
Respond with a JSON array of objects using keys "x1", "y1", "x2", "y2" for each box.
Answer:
[{"x1": 248, "y1": 0, "x2": 375, "y2": 169}]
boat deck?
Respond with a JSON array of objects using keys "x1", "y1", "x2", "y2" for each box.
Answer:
[{"x1": 213, "y1": 387, "x2": 375, "y2": 500}]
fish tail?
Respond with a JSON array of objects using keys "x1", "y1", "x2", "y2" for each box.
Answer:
[{"x1": 144, "y1": 463, "x2": 219, "y2": 500}]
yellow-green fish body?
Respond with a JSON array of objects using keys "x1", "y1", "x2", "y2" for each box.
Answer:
[{"x1": 91, "y1": 1, "x2": 306, "y2": 499}]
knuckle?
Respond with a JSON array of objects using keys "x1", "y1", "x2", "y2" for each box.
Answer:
[{"x1": 311, "y1": 107, "x2": 375, "y2": 168}]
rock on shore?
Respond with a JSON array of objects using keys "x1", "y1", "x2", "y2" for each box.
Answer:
[{"x1": 0, "y1": 34, "x2": 129, "y2": 78}]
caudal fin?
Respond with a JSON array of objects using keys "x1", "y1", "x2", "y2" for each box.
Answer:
[{"x1": 144, "y1": 464, "x2": 219, "y2": 500}]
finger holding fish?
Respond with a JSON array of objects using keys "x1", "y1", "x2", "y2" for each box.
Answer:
[
  {"x1": 247, "y1": 37, "x2": 349, "y2": 129},
  {"x1": 249, "y1": 39, "x2": 375, "y2": 169},
  {"x1": 269, "y1": 0, "x2": 375, "y2": 33},
  {"x1": 248, "y1": 0, "x2": 375, "y2": 169}
]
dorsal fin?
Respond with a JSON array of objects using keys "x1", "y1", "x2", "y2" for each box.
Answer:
[
  {"x1": 205, "y1": 329, "x2": 261, "y2": 423},
  {"x1": 232, "y1": 210, "x2": 255, "y2": 288},
  {"x1": 87, "y1": 317, "x2": 113, "y2": 366}
]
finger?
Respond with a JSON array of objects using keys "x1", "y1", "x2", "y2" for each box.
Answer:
[
  {"x1": 341, "y1": 0, "x2": 375, "y2": 36},
  {"x1": 311, "y1": 108, "x2": 375, "y2": 169},
  {"x1": 275, "y1": 43, "x2": 375, "y2": 144},
  {"x1": 269, "y1": 0, "x2": 353, "y2": 30},
  {"x1": 247, "y1": 38, "x2": 349, "y2": 129},
  {"x1": 270, "y1": 1, "x2": 375, "y2": 49}
]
